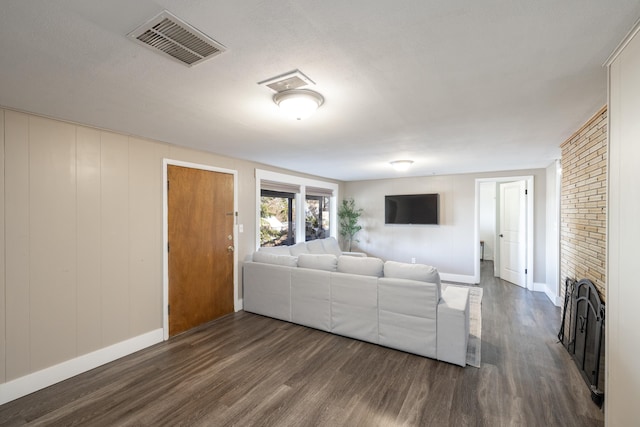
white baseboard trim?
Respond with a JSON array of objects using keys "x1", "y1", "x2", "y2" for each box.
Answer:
[
  {"x1": 0, "y1": 328, "x2": 163, "y2": 405},
  {"x1": 441, "y1": 273, "x2": 476, "y2": 284},
  {"x1": 236, "y1": 298, "x2": 244, "y2": 311},
  {"x1": 533, "y1": 282, "x2": 562, "y2": 307}
]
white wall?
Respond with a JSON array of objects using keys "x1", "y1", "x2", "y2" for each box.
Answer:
[
  {"x1": 344, "y1": 169, "x2": 547, "y2": 284},
  {"x1": 479, "y1": 182, "x2": 496, "y2": 261},
  {"x1": 544, "y1": 160, "x2": 561, "y2": 305},
  {"x1": 606, "y1": 20, "x2": 640, "y2": 426}
]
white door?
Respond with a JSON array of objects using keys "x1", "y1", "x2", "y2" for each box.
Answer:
[{"x1": 499, "y1": 181, "x2": 526, "y2": 287}]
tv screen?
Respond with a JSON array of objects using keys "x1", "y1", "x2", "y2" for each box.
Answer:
[{"x1": 385, "y1": 194, "x2": 439, "y2": 225}]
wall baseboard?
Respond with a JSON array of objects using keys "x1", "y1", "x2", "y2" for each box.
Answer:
[
  {"x1": 441, "y1": 273, "x2": 476, "y2": 284},
  {"x1": 533, "y1": 282, "x2": 561, "y2": 307},
  {"x1": 0, "y1": 329, "x2": 163, "y2": 405}
]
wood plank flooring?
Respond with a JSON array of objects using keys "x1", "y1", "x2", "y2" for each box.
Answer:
[{"x1": 0, "y1": 261, "x2": 604, "y2": 426}]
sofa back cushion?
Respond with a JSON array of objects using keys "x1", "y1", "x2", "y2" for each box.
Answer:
[
  {"x1": 383, "y1": 261, "x2": 441, "y2": 284},
  {"x1": 252, "y1": 251, "x2": 298, "y2": 267},
  {"x1": 337, "y1": 255, "x2": 383, "y2": 277},
  {"x1": 289, "y1": 242, "x2": 310, "y2": 256},
  {"x1": 384, "y1": 261, "x2": 441, "y2": 298},
  {"x1": 321, "y1": 237, "x2": 343, "y2": 257},
  {"x1": 298, "y1": 253, "x2": 338, "y2": 271},
  {"x1": 258, "y1": 245, "x2": 292, "y2": 256},
  {"x1": 305, "y1": 239, "x2": 326, "y2": 254}
]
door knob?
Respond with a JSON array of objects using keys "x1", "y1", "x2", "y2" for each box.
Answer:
[
  {"x1": 499, "y1": 234, "x2": 504, "y2": 237},
  {"x1": 227, "y1": 245, "x2": 235, "y2": 252}
]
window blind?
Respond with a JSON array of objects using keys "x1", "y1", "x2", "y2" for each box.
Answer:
[
  {"x1": 260, "y1": 180, "x2": 301, "y2": 194},
  {"x1": 306, "y1": 186, "x2": 334, "y2": 197}
]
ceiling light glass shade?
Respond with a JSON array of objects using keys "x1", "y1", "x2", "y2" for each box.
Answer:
[
  {"x1": 273, "y1": 89, "x2": 324, "y2": 120},
  {"x1": 390, "y1": 160, "x2": 414, "y2": 171}
]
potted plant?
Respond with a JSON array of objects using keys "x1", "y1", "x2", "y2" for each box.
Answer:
[{"x1": 338, "y1": 198, "x2": 363, "y2": 252}]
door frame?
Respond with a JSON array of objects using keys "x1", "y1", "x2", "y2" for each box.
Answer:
[
  {"x1": 474, "y1": 175, "x2": 534, "y2": 290},
  {"x1": 162, "y1": 159, "x2": 239, "y2": 341}
]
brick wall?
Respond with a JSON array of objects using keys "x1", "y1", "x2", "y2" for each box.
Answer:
[{"x1": 560, "y1": 106, "x2": 607, "y2": 302}]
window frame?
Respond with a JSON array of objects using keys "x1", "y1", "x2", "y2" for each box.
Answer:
[{"x1": 255, "y1": 169, "x2": 338, "y2": 250}]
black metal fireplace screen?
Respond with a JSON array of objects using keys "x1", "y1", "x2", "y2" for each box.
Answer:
[{"x1": 558, "y1": 278, "x2": 605, "y2": 407}]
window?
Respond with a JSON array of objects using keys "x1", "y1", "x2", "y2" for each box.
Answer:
[
  {"x1": 255, "y1": 169, "x2": 338, "y2": 249},
  {"x1": 305, "y1": 195, "x2": 330, "y2": 241},
  {"x1": 260, "y1": 190, "x2": 295, "y2": 246}
]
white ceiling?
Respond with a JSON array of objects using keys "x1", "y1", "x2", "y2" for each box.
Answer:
[{"x1": 1, "y1": 1, "x2": 639, "y2": 181}]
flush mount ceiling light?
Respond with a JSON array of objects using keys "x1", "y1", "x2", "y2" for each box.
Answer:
[
  {"x1": 273, "y1": 89, "x2": 324, "y2": 120},
  {"x1": 390, "y1": 160, "x2": 414, "y2": 171}
]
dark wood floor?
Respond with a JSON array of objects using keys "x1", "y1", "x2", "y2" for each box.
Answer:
[{"x1": 0, "y1": 261, "x2": 604, "y2": 426}]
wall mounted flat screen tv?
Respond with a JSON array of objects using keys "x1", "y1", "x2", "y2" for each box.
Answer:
[{"x1": 385, "y1": 194, "x2": 439, "y2": 225}]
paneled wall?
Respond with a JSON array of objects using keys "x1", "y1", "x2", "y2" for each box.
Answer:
[
  {"x1": 0, "y1": 110, "x2": 5, "y2": 383},
  {"x1": 559, "y1": 106, "x2": 607, "y2": 300},
  {"x1": 2, "y1": 112, "x2": 167, "y2": 380},
  {"x1": 607, "y1": 21, "x2": 640, "y2": 425},
  {"x1": 0, "y1": 108, "x2": 342, "y2": 388}
]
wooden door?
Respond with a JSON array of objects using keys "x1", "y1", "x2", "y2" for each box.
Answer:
[
  {"x1": 499, "y1": 180, "x2": 526, "y2": 287},
  {"x1": 168, "y1": 165, "x2": 234, "y2": 336}
]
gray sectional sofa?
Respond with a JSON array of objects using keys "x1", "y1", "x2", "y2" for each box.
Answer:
[{"x1": 243, "y1": 237, "x2": 470, "y2": 366}]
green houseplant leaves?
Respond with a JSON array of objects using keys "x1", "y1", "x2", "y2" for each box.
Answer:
[{"x1": 338, "y1": 198, "x2": 363, "y2": 252}]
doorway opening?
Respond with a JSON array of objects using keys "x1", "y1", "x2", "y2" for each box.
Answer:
[{"x1": 474, "y1": 176, "x2": 534, "y2": 289}]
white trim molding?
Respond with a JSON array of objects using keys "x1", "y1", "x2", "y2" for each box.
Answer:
[
  {"x1": 604, "y1": 17, "x2": 640, "y2": 66},
  {"x1": 440, "y1": 273, "x2": 476, "y2": 285},
  {"x1": 0, "y1": 329, "x2": 163, "y2": 405},
  {"x1": 533, "y1": 282, "x2": 562, "y2": 307}
]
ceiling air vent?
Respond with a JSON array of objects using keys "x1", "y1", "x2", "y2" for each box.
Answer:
[
  {"x1": 128, "y1": 10, "x2": 226, "y2": 67},
  {"x1": 258, "y1": 70, "x2": 316, "y2": 92}
]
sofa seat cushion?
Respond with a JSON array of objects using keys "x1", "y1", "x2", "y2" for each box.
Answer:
[
  {"x1": 379, "y1": 311, "x2": 437, "y2": 358},
  {"x1": 291, "y1": 269, "x2": 331, "y2": 331},
  {"x1": 337, "y1": 255, "x2": 383, "y2": 277},
  {"x1": 243, "y1": 262, "x2": 291, "y2": 321},
  {"x1": 298, "y1": 253, "x2": 338, "y2": 272},
  {"x1": 378, "y1": 277, "x2": 438, "y2": 358},
  {"x1": 252, "y1": 251, "x2": 298, "y2": 267},
  {"x1": 330, "y1": 273, "x2": 378, "y2": 343}
]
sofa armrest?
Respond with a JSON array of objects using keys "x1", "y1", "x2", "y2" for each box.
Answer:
[
  {"x1": 341, "y1": 251, "x2": 366, "y2": 257},
  {"x1": 436, "y1": 286, "x2": 470, "y2": 367}
]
